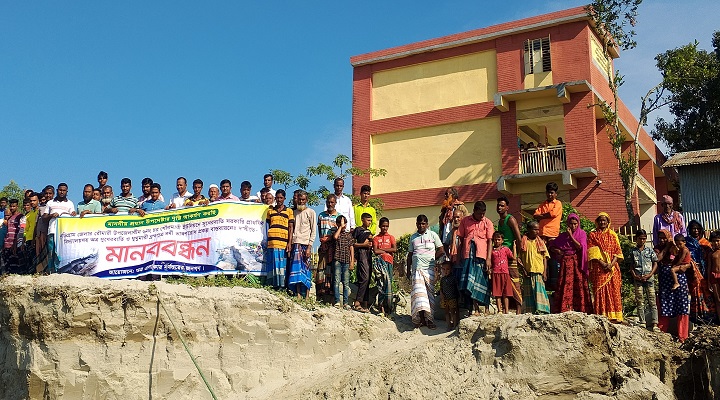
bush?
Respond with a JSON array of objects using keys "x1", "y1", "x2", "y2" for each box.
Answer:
[{"x1": 619, "y1": 234, "x2": 638, "y2": 316}]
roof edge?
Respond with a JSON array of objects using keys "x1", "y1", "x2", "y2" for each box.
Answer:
[{"x1": 350, "y1": 6, "x2": 589, "y2": 67}]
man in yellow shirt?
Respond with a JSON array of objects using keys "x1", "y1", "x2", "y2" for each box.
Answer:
[{"x1": 353, "y1": 185, "x2": 377, "y2": 235}]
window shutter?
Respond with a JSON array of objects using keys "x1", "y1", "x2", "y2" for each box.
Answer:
[
  {"x1": 541, "y1": 37, "x2": 551, "y2": 73},
  {"x1": 524, "y1": 39, "x2": 532, "y2": 75},
  {"x1": 531, "y1": 39, "x2": 543, "y2": 74}
]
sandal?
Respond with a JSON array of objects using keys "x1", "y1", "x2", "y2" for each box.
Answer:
[
  {"x1": 426, "y1": 321, "x2": 437, "y2": 330},
  {"x1": 353, "y1": 304, "x2": 369, "y2": 313}
]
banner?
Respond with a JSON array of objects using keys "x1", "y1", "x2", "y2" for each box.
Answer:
[{"x1": 55, "y1": 202, "x2": 267, "y2": 279}]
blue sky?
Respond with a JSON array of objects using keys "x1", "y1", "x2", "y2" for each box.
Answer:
[{"x1": 1, "y1": 0, "x2": 716, "y2": 201}]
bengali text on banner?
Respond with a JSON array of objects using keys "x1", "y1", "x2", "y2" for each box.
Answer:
[{"x1": 55, "y1": 202, "x2": 267, "y2": 279}]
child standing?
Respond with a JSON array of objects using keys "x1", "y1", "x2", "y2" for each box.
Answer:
[
  {"x1": 670, "y1": 235, "x2": 691, "y2": 290},
  {"x1": 352, "y1": 213, "x2": 374, "y2": 313},
  {"x1": 490, "y1": 232, "x2": 515, "y2": 314},
  {"x1": 629, "y1": 229, "x2": 659, "y2": 331},
  {"x1": 518, "y1": 221, "x2": 551, "y2": 314},
  {"x1": 332, "y1": 215, "x2": 355, "y2": 309},
  {"x1": 372, "y1": 217, "x2": 396, "y2": 315},
  {"x1": 316, "y1": 194, "x2": 339, "y2": 297},
  {"x1": 439, "y1": 260, "x2": 460, "y2": 330}
]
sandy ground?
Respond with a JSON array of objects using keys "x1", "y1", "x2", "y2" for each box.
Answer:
[{"x1": 0, "y1": 274, "x2": 713, "y2": 399}]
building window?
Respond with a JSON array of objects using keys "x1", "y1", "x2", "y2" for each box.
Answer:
[{"x1": 524, "y1": 37, "x2": 551, "y2": 75}]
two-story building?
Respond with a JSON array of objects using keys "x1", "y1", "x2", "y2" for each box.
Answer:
[{"x1": 350, "y1": 6, "x2": 671, "y2": 236}]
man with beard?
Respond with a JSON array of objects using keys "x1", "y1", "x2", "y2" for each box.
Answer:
[
  {"x1": 207, "y1": 184, "x2": 220, "y2": 202},
  {"x1": 77, "y1": 184, "x2": 102, "y2": 218},
  {"x1": 288, "y1": 190, "x2": 316, "y2": 298},
  {"x1": 100, "y1": 185, "x2": 114, "y2": 214}
]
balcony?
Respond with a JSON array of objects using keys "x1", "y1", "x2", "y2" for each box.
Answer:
[
  {"x1": 497, "y1": 143, "x2": 597, "y2": 195},
  {"x1": 519, "y1": 144, "x2": 567, "y2": 174}
]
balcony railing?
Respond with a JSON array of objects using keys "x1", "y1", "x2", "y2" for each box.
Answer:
[{"x1": 519, "y1": 144, "x2": 567, "y2": 174}]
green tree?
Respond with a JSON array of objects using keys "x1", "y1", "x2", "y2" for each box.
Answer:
[
  {"x1": 268, "y1": 169, "x2": 294, "y2": 191},
  {"x1": 268, "y1": 155, "x2": 387, "y2": 212},
  {"x1": 587, "y1": 0, "x2": 665, "y2": 226},
  {"x1": 653, "y1": 31, "x2": 720, "y2": 153},
  {"x1": 306, "y1": 154, "x2": 387, "y2": 214},
  {"x1": 0, "y1": 180, "x2": 24, "y2": 202}
]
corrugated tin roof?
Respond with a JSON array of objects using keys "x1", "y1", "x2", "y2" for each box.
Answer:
[{"x1": 663, "y1": 148, "x2": 720, "y2": 167}]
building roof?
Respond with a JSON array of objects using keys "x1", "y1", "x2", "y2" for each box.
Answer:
[
  {"x1": 350, "y1": 6, "x2": 595, "y2": 67},
  {"x1": 663, "y1": 148, "x2": 720, "y2": 167}
]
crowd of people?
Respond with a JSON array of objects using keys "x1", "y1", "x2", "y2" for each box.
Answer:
[
  {"x1": 0, "y1": 171, "x2": 283, "y2": 275},
  {"x1": 3, "y1": 173, "x2": 720, "y2": 340},
  {"x1": 424, "y1": 183, "x2": 720, "y2": 338}
]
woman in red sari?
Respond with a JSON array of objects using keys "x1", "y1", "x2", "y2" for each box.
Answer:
[
  {"x1": 550, "y1": 213, "x2": 592, "y2": 313},
  {"x1": 588, "y1": 212, "x2": 624, "y2": 322}
]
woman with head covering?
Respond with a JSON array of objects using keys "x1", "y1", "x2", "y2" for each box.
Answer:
[
  {"x1": 655, "y1": 229, "x2": 691, "y2": 341},
  {"x1": 685, "y1": 220, "x2": 718, "y2": 324},
  {"x1": 587, "y1": 212, "x2": 624, "y2": 322},
  {"x1": 549, "y1": 213, "x2": 592, "y2": 313}
]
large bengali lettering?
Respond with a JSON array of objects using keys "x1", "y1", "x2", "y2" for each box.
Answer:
[{"x1": 55, "y1": 202, "x2": 267, "y2": 279}]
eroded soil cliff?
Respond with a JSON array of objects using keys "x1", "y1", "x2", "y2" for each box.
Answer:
[{"x1": 0, "y1": 274, "x2": 715, "y2": 399}]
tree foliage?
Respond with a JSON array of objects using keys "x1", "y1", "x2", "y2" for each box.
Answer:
[
  {"x1": 587, "y1": 0, "x2": 656, "y2": 226},
  {"x1": 268, "y1": 154, "x2": 388, "y2": 213},
  {"x1": 0, "y1": 180, "x2": 24, "y2": 202},
  {"x1": 653, "y1": 31, "x2": 720, "y2": 153}
]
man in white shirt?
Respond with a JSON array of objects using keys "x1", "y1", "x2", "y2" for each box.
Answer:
[
  {"x1": 255, "y1": 173, "x2": 277, "y2": 200},
  {"x1": 168, "y1": 177, "x2": 192, "y2": 209},
  {"x1": 331, "y1": 177, "x2": 354, "y2": 231},
  {"x1": 43, "y1": 183, "x2": 76, "y2": 271}
]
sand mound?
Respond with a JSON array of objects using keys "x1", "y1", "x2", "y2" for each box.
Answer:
[{"x1": 0, "y1": 274, "x2": 711, "y2": 399}]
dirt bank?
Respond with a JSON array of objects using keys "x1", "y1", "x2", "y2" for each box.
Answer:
[{"x1": 0, "y1": 274, "x2": 710, "y2": 399}]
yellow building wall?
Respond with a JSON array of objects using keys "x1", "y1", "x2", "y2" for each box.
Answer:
[
  {"x1": 383, "y1": 206, "x2": 440, "y2": 238},
  {"x1": 384, "y1": 203, "x2": 500, "y2": 239},
  {"x1": 590, "y1": 35, "x2": 611, "y2": 76},
  {"x1": 371, "y1": 51, "x2": 497, "y2": 120},
  {"x1": 371, "y1": 118, "x2": 502, "y2": 194},
  {"x1": 523, "y1": 71, "x2": 553, "y2": 89}
]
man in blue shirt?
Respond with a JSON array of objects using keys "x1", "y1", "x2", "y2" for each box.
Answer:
[{"x1": 135, "y1": 183, "x2": 166, "y2": 216}]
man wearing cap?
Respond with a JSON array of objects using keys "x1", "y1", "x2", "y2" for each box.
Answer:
[{"x1": 652, "y1": 195, "x2": 686, "y2": 246}]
